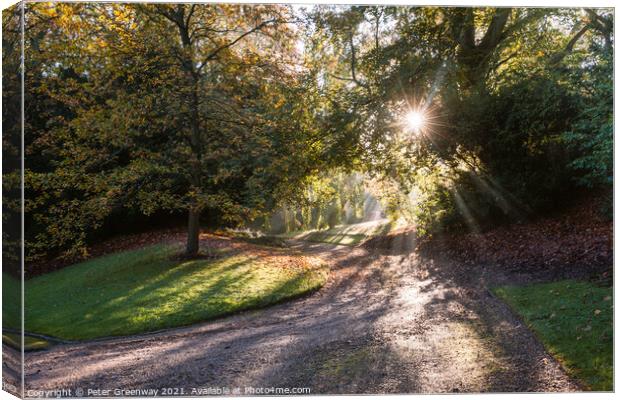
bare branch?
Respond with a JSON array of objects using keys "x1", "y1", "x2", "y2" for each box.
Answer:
[
  {"x1": 335, "y1": 30, "x2": 369, "y2": 90},
  {"x1": 184, "y1": 4, "x2": 196, "y2": 28}
]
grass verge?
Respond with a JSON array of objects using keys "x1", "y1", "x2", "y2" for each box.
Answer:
[
  {"x1": 2, "y1": 271, "x2": 20, "y2": 329},
  {"x1": 2, "y1": 333, "x2": 50, "y2": 351},
  {"x1": 295, "y1": 220, "x2": 393, "y2": 246},
  {"x1": 493, "y1": 280, "x2": 612, "y2": 391},
  {"x1": 4, "y1": 243, "x2": 327, "y2": 341},
  {"x1": 304, "y1": 230, "x2": 368, "y2": 246}
]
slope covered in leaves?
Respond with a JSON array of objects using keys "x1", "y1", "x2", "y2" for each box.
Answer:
[{"x1": 364, "y1": 195, "x2": 612, "y2": 279}]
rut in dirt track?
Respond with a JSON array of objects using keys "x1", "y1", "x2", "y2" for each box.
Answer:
[{"x1": 20, "y1": 241, "x2": 579, "y2": 394}]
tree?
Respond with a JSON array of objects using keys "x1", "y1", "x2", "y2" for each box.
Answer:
[
  {"x1": 9, "y1": 4, "x2": 614, "y2": 265},
  {"x1": 2, "y1": 4, "x2": 22, "y2": 272},
  {"x1": 136, "y1": 4, "x2": 295, "y2": 256},
  {"x1": 23, "y1": 3, "x2": 324, "y2": 261},
  {"x1": 310, "y1": 6, "x2": 613, "y2": 231}
]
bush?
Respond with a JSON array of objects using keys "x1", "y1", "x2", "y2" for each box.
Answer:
[
  {"x1": 413, "y1": 74, "x2": 584, "y2": 234},
  {"x1": 563, "y1": 53, "x2": 613, "y2": 190}
]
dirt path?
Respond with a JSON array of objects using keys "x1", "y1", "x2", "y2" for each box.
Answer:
[{"x1": 21, "y1": 242, "x2": 580, "y2": 395}]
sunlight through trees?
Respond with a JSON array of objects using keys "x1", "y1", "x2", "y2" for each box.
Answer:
[{"x1": 1, "y1": 3, "x2": 612, "y2": 270}]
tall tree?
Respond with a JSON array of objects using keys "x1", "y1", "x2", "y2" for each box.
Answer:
[
  {"x1": 24, "y1": 3, "x2": 323, "y2": 261},
  {"x1": 137, "y1": 4, "x2": 294, "y2": 256},
  {"x1": 311, "y1": 6, "x2": 613, "y2": 230}
]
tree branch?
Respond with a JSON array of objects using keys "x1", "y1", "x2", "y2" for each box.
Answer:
[
  {"x1": 339, "y1": 30, "x2": 369, "y2": 90},
  {"x1": 479, "y1": 8, "x2": 511, "y2": 50},
  {"x1": 184, "y1": 4, "x2": 196, "y2": 29},
  {"x1": 585, "y1": 8, "x2": 613, "y2": 49},
  {"x1": 198, "y1": 18, "x2": 283, "y2": 70},
  {"x1": 456, "y1": 8, "x2": 476, "y2": 50},
  {"x1": 549, "y1": 24, "x2": 590, "y2": 65}
]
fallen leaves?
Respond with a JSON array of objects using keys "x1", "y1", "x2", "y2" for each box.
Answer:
[
  {"x1": 364, "y1": 195, "x2": 612, "y2": 278},
  {"x1": 31, "y1": 227, "x2": 323, "y2": 278}
]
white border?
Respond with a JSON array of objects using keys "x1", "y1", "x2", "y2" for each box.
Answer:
[{"x1": 0, "y1": 1, "x2": 616, "y2": 400}]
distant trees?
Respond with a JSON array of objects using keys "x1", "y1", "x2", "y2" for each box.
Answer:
[
  {"x1": 2, "y1": 5, "x2": 22, "y2": 271},
  {"x1": 266, "y1": 172, "x2": 371, "y2": 234}
]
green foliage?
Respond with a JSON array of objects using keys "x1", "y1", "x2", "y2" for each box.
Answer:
[
  {"x1": 16, "y1": 3, "x2": 327, "y2": 262},
  {"x1": 407, "y1": 172, "x2": 455, "y2": 235},
  {"x1": 494, "y1": 280, "x2": 612, "y2": 391},
  {"x1": 447, "y1": 74, "x2": 579, "y2": 212},
  {"x1": 385, "y1": 67, "x2": 607, "y2": 234},
  {"x1": 311, "y1": 6, "x2": 612, "y2": 236},
  {"x1": 326, "y1": 200, "x2": 341, "y2": 229},
  {"x1": 564, "y1": 52, "x2": 613, "y2": 189},
  {"x1": 4, "y1": 4, "x2": 614, "y2": 262},
  {"x1": 566, "y1": 108, "x2": 613, "y2": 188},
  {"x1": 15, "y1": 244, "x2": 328, "y2": 340},
  {"x1": 2, "y1": 5, "x2": 24, "y2": 272},
  {"x1": 268, "y1": 172, "x2": 373, "y2": 234}
]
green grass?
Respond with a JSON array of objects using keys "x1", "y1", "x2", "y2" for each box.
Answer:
[
  {"x1": 2, "y1": 271, "x2": 21, "y2": 329},
  {"x1": 295, "y1": 219, "x2": 394, "y2": 246},
  {"x1": 2, "y1": 333, "x2": 50, "y2": 351},
  {"x1": 6, "y1": 244, "x2": 327, "y2": 341},
  {"x1": 3, "y1": 275, "x2": 50, "y2": 351},
  {"x1": 304, "y1": 230, "x2": 368, "y2": 246},
  {"x1": 493, "y1": 280, "x2": 612, "y2": 391}
]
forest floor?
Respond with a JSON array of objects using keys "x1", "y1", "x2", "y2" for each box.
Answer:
[{"x1": 8, "y1": 198, "x2": 611, "y2": 395}]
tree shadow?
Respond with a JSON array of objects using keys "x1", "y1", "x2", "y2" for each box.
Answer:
[
  {"x1": 25, "y1": 245, "x2": 399, "y2": 392},
  {"x1": 24, "y1": 241, "x2": 582, "y2": 394},
  {"x1": 410, "y1": 250, "x2": 583, "y2": 392}
]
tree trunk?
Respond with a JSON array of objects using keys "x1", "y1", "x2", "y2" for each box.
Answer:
[
  {"x1": 185, "y1": 208, "x2": 201, "y2": 257},
  {"x1": 453, "y1": 8, "x2": 512, "y2": 89}
]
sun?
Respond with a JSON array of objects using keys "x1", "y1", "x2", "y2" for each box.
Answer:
[{"x1": 405, "y1": 111, "x2": 426, "y2": 132}]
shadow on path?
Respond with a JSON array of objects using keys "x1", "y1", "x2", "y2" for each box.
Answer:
[{"x1": 24, "y1": 241, "x2": 580, "y2": 394}]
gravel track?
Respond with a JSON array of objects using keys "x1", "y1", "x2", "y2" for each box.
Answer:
[{"x1": 18, "y1": 241, "x2": 580, "y2": 395}]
